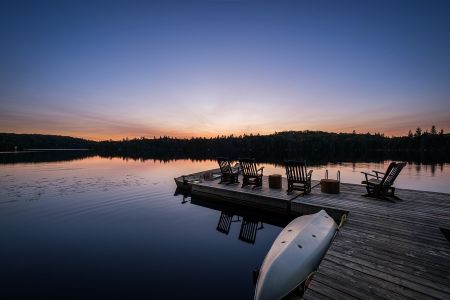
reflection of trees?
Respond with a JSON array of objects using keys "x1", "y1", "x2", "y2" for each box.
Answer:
[
  {"x1": 2, "y1": 129, "x2": 449, "y2": 164},
  {"x1": 0, "y1": 150, "x2": 94, "y2": 164},
  {"x1": 93, "y1": 130, "x2": 450, "y2": 164},
  {"x1": 431, "y1": 164, "x2": 436, "y2": 176}
]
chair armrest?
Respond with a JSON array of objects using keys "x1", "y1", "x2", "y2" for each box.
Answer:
[
  {"x1": 372, "y1": 170, "x2": 384, "y2": 179},
  {"x1": 257, "y1": 166, "x2": 264, "y2": 175},
  {"x1": 361, "y1": 171, "x2": 376, "y2": 183},
  {"x1": 361, "y1": 172, "x2": 376, "y2": 177},
  {"x1": 307, "y1": 170, "x2": 313, "y2": 179}
]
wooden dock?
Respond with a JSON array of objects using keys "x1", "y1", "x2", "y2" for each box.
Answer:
[{"x1": 188, "y1": 174, "x2": 450, "y2": 299}]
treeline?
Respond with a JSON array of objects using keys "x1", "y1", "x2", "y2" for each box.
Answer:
[
  {"x1": 94, "y1": 127, "x2": 450, "y2": 163},
  {"x1": 0, "y1": 133, "x2": 94, "y2": 151},
  {"x1": 1, "y1": 127, "x2": 449, "y2": 163}
]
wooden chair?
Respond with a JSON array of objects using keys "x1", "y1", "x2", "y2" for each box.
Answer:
[
  {"x1": 239, "y1": 158, "x2": 264, "y2": 188},
  {"x1": 285, "y1": 160, "x2": 313, "y2": 194},
  {"x1": 361, "y1": 162, "x2": 406, "y2": 200},
  {"x1": 217, "y1": 157, "x2": 239, "y2": 184}
]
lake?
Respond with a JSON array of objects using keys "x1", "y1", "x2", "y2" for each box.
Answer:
[{"x1": 1, "y1": 154, "x2": 449, "y2": 299}]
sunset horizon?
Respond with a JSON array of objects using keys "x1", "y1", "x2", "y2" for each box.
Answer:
[
  {"x1": 1, "y1": 1, "x2": 449, "y2": 141},
  {"x1": 0, "y1": 124, "x2": 445, "y2": 142}
]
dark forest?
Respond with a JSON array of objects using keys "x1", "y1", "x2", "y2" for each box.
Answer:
[{"x1": 1, "y1": 127, "x2": 449, "y2": 163}]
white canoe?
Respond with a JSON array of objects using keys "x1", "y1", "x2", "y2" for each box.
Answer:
[{"x1": 255, "y1": 210, "x2": 337, "y2": 300}]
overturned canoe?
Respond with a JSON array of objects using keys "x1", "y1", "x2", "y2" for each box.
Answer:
[{"x1": 255, "y1": 210, "x2": 337, "y2": 300}]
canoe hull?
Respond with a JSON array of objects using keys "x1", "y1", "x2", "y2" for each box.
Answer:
[{"x1": 255, "y1": 210, "x2": 337, "y2": 300}]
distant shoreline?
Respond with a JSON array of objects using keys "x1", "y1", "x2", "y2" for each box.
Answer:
[
  {"x1": 0, "y1": 149, "x2": 90, "y2": 154},
  {"x1": 26, "y1": 149, "x2": 91, "y2": 151},
  {"x1": 1, "y1": 131, "x2": 449, "y2": 164}
]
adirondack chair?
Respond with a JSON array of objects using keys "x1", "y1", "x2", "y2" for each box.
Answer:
[
  {"x1": 217, "y1": 157, "x2": 239, "y2": 184},
  {"x1": 285, "y1": 160, "x2": 313, "y2": 194},
  {"x1": 239, "y1": 158, "x2": 264, "y2": 188},
  {"x1": 361, "y1": 162, "x2": 406, "y2": 200}
]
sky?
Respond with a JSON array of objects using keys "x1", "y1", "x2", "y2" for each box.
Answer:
[{"x1": 1, "y1": 0, "x2": 449, "y2": 140}]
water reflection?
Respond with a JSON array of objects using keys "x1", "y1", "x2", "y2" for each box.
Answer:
[
  {"x1": 187, "y1": 195, "x2": 294, "y2": 246},
  {"x1": 0, "y1": 150, "x2": 93, "y2": 164},
  {"x1": 239, "y1": 219, "x2": 264, "y2": 244},
  {"x1": 2, "y1": 151, "x2": 450, "y2": 194},
  {"x1": 176, "y1": 185, "x2": 293, "y2": 245},
  {"x1": 216, "y1": 212, "x2": 265, "y2": 244},
  {"x1": 2, "y1": 157, "x2": 281, "y2": 299},
  {"x1": 217, "y1": 212, "x2": 240, "y2": 235},
  {"x1": 1, "y1": 149, "x2": 449, "y2": 168},
  {"x1": 1, "y1": 155, "x2": 449, "y2": 299}
]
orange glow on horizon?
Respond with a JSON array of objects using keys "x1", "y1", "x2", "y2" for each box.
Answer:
[{"x1": 1, "y1": 127, "x2": 426, "y2": 142}]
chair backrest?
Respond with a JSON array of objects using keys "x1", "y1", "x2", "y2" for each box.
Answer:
[
  {"x1": 217, "y1": 157, "x2": 232, "y2": 174},
  {"x1": 239, "y1": 158, "x2": 259, "y2": 177},
  {"x1": 381, "y1": 162, "x2": 406, "y2": 187},
  {"x1": 285, "y1": 160, "x2": 308, "y2": 182}
]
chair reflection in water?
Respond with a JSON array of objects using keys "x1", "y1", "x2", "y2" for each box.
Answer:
[
  {"x1": 216, "y1": 213, "x2": 264, "y2": 244},
  {"x1": 174, "y1": 187, "x2": 190, "y2": 204},
  {"x1": 216, "y1": 212, "x2": 241, "y2": 235},
  {"x1": 239, "y1": 218, "x2": 264, "y2": 244}
]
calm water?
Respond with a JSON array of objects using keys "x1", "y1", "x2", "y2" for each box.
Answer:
[{"x1": 1, "y1": 155, "x2": 449, "y2": 299}]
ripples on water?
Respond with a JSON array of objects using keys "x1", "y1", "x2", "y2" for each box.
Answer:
[{"x1": 0, "y1": 155, "x2": 449, "y2": 299}]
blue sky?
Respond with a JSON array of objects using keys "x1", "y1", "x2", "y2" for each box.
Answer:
[{"x1": 1, "y1": 0, "x2": 449, "y2": 140}]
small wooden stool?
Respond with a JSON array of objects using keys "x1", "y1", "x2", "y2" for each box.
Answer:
[
  {"x1": 269, "y1": 174, "x2": 282, "y2": 189},
  {"x1": 321, "y1": 179, "x2": 340, "y2": 194}
]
